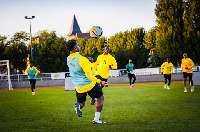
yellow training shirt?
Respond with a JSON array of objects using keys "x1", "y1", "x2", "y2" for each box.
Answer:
[
  {"x1": 69, "y1": 52, "x2": 101, "y2": 93},
  {"x1": 95, "y1": 53, "x2": 117, "y2": 79},
  {"x1": 161, "y1": 62, "x2": 173, "y2": 74},
  {"x1": 181, "y1": 58, "x2": 194, "y2": 73},
  {"x1": 90, "y1": 62, "x2": 97, "y2": 76}
]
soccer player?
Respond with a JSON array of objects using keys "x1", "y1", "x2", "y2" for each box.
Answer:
[
  {"x1": 161, "y1": 57, "x2": 173, "y2": 90},
  {"x1": 66, "y1": 40, "x2": 109, "y2": 124},
  {"x1": 181, "y1": 53, "x2": 195, "y2": 93},
  {"x1": 25, "y1": 62, "x2": 38, "y2": 95},
  {"x1": 88, "y1": 57, "x2": 97, "y2": 76},
  {"x1": 88, "y1": 57, "x2": 98, "y2": 105},
  {"x1": 126, "y1": 59, "x2": 136, "y2": 88},
  {"x1": 90, "y1": 46, "x2": 117, "y2": 105}
]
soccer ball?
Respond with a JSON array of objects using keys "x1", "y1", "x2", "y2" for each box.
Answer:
[{"x1": 90, "y1": 26, "x2": 103, "y2": 38}]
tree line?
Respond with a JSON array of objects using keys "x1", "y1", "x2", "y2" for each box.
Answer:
[
  {"x1": 0, "y1": 28, "x2": 150, "y2": 74},
  {"x1": 0, "y1": 31, "x2": 69, "y2": 74},
  {"x1": 144, "y1": 0, "x2": 200, "y2": 66},
  {"x1": 0, "y1": 0, "x2": 199, "y2": 74}
]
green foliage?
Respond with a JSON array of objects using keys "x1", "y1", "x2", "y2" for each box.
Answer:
[
  {"x1": 155, "y1": 0, "x2": 184, "y2": 65},
  {"x1": 96, "y1": 37, "x2": 107, "y2": 54},
  {"x1": 76, "y1": 37, "x2": 106, "y2": 60},
  {"x1": 5, "y1": 43, "x2": 28, "y2": 74},
  {"x1": 143, "y1": 27, "x2": 165, "y2": 67},
  {"x1": 182, "y1": 0, "x2": 200, "y2": 64},
  {"x1": 51, "y1": 37, "x2": 68, "y2": 72},
  {"x1": 9, "y1": 31, "x2": 29, "y2": 44},
  {"x1": 36, "y1": 30, "x2": 68, "y2": 73},
  {"x1": 85, "y1": 38, "x2": 98, "y2": 56},
  {"x1": 0, "y1": 83, "x2": 200, "y2": 131},
  {"x1": 0, "y1": 30, "x2": 69, "y2": 73},
  {"x1": 107, "y1": 28, "x2": 149, "y2": 69},
  {"x1": 75, "y1": 28, "x2": 149, "y2": 69},
  {"x1": 132, "y1": 42, "x2": 150, "y2": 68},
  {"x1": 2, "y1": 32, "x2": 29, "y2": 74},
  {"x1": 143, "y1": 27, "x2": 157, "y2": 51},
  {"x1": 76, "y1": 38, "x2": 87, "y2": 56},
  {"x1": 0, "y1": 35, "x2": 8, "y2": 60},
  {"x1": 155, "y1": 0, "x2": 200, "y2": 65},
  {"x1": 2, "y1": 1, "x2": 200, "y2": 73},
  {"x1": 37, "y1": 39, "x2": 53, "y2": 72},
  {"x1": 148, "y1": 52, "x2": 165, "y2": 68}
]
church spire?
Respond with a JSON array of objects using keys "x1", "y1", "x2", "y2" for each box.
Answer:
[{"x1": 67, "y1": 15, "x2": 82, "y2": 36}]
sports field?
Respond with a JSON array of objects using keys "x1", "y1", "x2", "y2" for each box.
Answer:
[{"x1": 0, "y1": 82, "x2": 200, "y2": 132}]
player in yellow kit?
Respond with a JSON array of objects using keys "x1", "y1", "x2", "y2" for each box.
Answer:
[
  {"x1": 181, "y1": 53, "x2": 195, "y2": 93},
  {"x1": 161, "y1": 57, "x2": 173, "y2": 90},
  {"x1": 95, "y1": 46, "x2": 117, "y2": 81},
  {"x1": 90, "y1": 46, "x2": 117, "y2": 105},
  {"x1": 88, "y1": 57, "x2": 97, "y2": 76}
]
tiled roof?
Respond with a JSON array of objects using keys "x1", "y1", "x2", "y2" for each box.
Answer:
[{"x1": 76, "y1": 33, "x2": 91, "y2": 39}]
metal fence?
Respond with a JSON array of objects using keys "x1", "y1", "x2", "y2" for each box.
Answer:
[{"x1": 10, "y1": 73, "x2": 52, "y2": 82}]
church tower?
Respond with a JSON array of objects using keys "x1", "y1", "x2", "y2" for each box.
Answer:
[
  {"x1": 67, "y1": 15, "x2": 91, "y2": 40},
  {"x1": 67, "y1": 15, "x2": 82, "y2": 40}
]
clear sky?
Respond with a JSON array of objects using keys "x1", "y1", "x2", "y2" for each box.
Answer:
[{"x1": 0, "y1": 0, "x2": 157, "y2": 38}]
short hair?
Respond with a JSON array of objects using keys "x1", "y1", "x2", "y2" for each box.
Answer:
[
  {"x1": 183, "y1": 53, "x2": 187, "y2": 56},
  {"x1": 88, "y1": 57, "x2": 93, "y2": 62},
  {"x1": 105, "y1": 46, "x2": 111, "y2": 53},
  {"x1": 66, "y1": 39, "x2": 77, "y2": 51},
  {"x1": 88, "y1": 57, "x2": 93, "y2": 60}
]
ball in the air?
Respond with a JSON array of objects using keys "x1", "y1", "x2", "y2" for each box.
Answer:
[{"x1": 90, "y1": 26, "x2": 103, "y2": 38}]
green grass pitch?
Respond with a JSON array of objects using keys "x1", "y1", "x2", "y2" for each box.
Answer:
[{"x1": 0, "y1": 83, "x2": 200, "y2": 132}]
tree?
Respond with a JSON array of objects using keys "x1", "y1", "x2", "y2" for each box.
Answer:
[
  {"x1": 51, "y1": 37, "x2": 68, "y2": 72},
  {"x1": 143, "y1": 27, "x2": 165, "y2": 67},
  {"x1": 76, "y1": 38, "x2": 87, "y2": 56},
  {"x1": 155, "y1": 0, "x2": 184, "y2": 66},
  {"x1": 182, "y1": 0, "x2": 200, "y2": 64},
  {"x1": 5, "y1": 43, "x2": 28, "y2": 74},
  {"x1": 155, "y1": 0, "x2": 200, "y2": 66},
  {"x1": 9, "y1": 31, "x2": 29, "y2": 44},
  {"x1": 96, "y1": 37, "x2": 107, "y2": 55},
  {"x1": 143, "y1": 27, "x2": 157, "y2": 51},
  {"x1": 107, "y1": 28, "x2": 149, "y2": 69},
  {"x1": 0, "y1": 35, "x2": 8, "y2": 60},
  {"x1": 3, "y1": 32, "x2": 29, "y2": 74},
  {"x1": 85, "y1": 38, "x2": 98, "y2": 56},
  {"x1": 36, "y1": 30, "x2": 69, "y2": 72},
  {"x1": 76, "y1": 37, "x2": 107, "y2": 61}
]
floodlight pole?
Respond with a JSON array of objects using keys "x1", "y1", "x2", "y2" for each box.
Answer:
[{"x1": 25, "y1": 16, "x2": 35, "y2": 61}]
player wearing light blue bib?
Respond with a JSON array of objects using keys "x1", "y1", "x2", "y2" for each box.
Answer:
[
  {"x1": 25, "y1": 62, "x2": 38, "y2": 95},
  {"x1": 67, "y1": 55, "x2": 93, "y2": 89},
  {"x1": 66, "y1": 40, "x2": 108, "y2": 124}
]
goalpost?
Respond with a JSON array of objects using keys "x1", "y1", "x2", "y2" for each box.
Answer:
[{"x1": 0, "y1": 60, "x2": 12, "y2": 90}]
